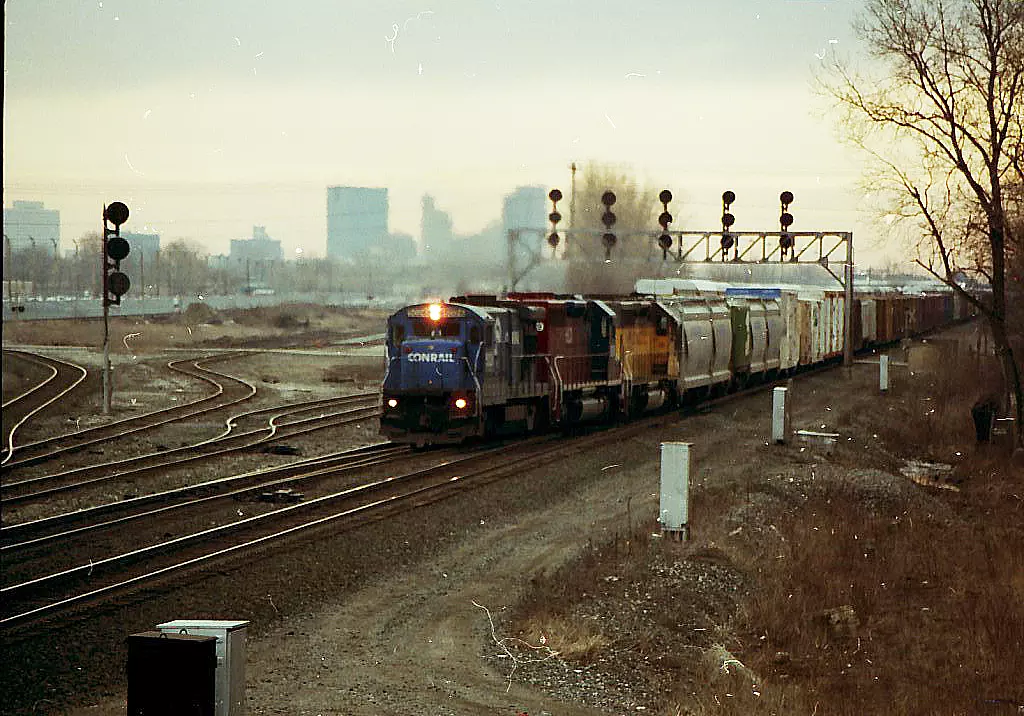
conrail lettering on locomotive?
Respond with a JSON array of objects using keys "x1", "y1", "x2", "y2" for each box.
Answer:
[{"x1": 407, "y1": 352, "x2": 456, "y2": 363}]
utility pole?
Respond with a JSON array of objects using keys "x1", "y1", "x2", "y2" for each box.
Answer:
[
  {"x1": 50, "y1": 237, "x2": 60, "y2": 297},
  {"x1": 569, "y1": 162, "x2": 577, "y2": 254},
  {"x1": 4, "y1": 235, "x2": 12, "y2": 307}
]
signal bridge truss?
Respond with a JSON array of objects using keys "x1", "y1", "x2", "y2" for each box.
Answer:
[{"x1": 506, "y1": 227, "x2": 856, "y2": 365}]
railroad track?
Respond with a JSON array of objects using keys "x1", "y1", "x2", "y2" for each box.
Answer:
[
  {"x1": 0, "y1": 357, "x2": 842, "y2": 633},
  {"x1": 0, "y1": 392, "x2": 382, "y2": 507},
  {"x1": 1, "y1": 353, "x2": 257, "y2": 470},
  {"x1": 0, "y1": 433, "x2": 577, "y2": 630},
  {"x1": 0, "y1": 441, "x2": 417, "y2": 585},
  {"x1": 2, "y1": 350, "x2": 88, "y2": 464}
]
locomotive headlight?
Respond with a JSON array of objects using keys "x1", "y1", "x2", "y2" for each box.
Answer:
[
  {"x1": 387, "y1": 398, "x2": 399, "y2": 408},
  {"x1": 428, "y1": 303, "x2": 443, "y2": 322},
  {"x1": 454, "y1": 397, "x2": 468, "y2": 410}
]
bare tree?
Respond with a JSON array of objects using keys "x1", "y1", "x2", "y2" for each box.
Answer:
[
  {"x1": 566, "y1": 163, "x2": 676, "y2": 294},
  {"x1": 825, "y1": 0, "x2": 1024, "y2": 449}
]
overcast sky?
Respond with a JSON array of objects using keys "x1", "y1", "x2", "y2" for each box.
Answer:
[{"x1": 4, "y1": 1, "x2": 895, "y2": 264}]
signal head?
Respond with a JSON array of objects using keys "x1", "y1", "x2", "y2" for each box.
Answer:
[
  {"x1": 549, "y1": 211, "x2": 562, "y2": 225},
  {"x1": 658, "y1": 234, "x2": 672, "y2": 251},
  {"x1": 547, "y1": 232, "x2": 560, "y2": 248},
  {"x1": 601, "y1": 191, "x2": 617, "y2": 207},
  {"x1": 105, "y1": 202, "x2": 130, "y2": 227},
  {"x1": 780, "y1": 212, "x2": 794, "y2": 228},
  {"x1": 722, "y1": 190, "x2": 736, "y2": 205},
  {"x1": 601, "y1": 210, "x2": 617, "y2": 228},
  {"x1": 722, "y1": 212, "x2": 735, "y2": 228},
  {"x1": 780, "y1": 191, "x2": 794, "y2": 206},
  {"x1": 658, "y1": 211, "x2": 673, "y2": 229},
  {"x1": 548, "y1": 188, "x2": 563, "y2": 203},
  {"x1": 602, "y1": 233, "x2": 617, "y2": 249},
  {"x1": 659, "y1": 189, "x2": 673, "y2": 205},
  {"x1": 107, "y1": 235, "x2": 130, "y2": 261},
  {"x1": 107, "y1": 271, "x2": 130, "y2": 300}
]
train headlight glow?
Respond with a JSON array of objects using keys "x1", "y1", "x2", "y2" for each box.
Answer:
[
  {"x1": 428, "y1": 303, "x2": 443, "y2": 322},
  {"x1": 387, "y1": 398, "x2": 399, "y2": 408},
  {"x1": 454, "y1": 397, "x2": 468, "y2": 410}
]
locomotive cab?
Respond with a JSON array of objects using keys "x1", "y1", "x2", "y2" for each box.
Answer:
[{"x1": 381, "y1": 302, "x2": 491, "y2": 443}]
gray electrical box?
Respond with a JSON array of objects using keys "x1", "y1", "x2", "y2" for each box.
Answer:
[
  {"x1": 659, "y1": 441, "x2": 692, "y2": 539},
  {"x1": 128, "y1": 630, "x2": 217, "y2": 716},
  {"x1": 157, "y1": 620, "x2": 249, "y2": 716}
]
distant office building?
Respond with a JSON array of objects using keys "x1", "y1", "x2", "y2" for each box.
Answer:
[
  {"x1": 121, "y1": 232, "x2": 161, "y2": 266},
  {"x1": 3, "y1": 200, "x2": 61, "y2": 255},
  {"x1": 388, "y1": 231, "x2": 418, "y2": 262},
  {"x1": 120, "y1": 232, "x2": 161, "y2": 293},
  {"x1": 230, "y1": 226, "x2": 284, "y2": 264},
  {"x1": 502, "y1": 186, "x2": 548, "y2": 235},
  {"x1": 327, "y1": 186, "x2": 389, "y2": 260},
  {"x1": 420, "y1": 194, "x2": 455, "y2": 258}
]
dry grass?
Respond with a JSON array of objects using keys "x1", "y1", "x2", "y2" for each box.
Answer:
[
  {"x1": 1, "y1": 305, "x2": 389, "y2": 353},
  {"x1": 512, "y1": 330, "x2": 1024, "y2": 715},
  {"x1": 735, "y1": 488, "x2": 1024, "y2": 715},
  {"x1": 516, "y1": 614, "x2": 611, "y2": 662}
]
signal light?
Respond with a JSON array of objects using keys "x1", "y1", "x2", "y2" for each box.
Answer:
[
  {"x1": 779, "y1": 191, "x2": 795, "y2": 261},
  {"x1": 721, "y1": 190, "x2": 736, "y2": 261},
  {"x1": 103, "y1": 201, "x2": 131, "y2": 305},
  {"x1": 548, "y1": 188, "x2": 562, "y2": 253},
  {"x1": 657, "y1": 189, "x2": 673, "y2": 259},
  {"x1": 600, "y1": 191, "x2": 617, "y2": 258},
  {"x1": 454, "y1": 397, "x2": 468, "y2": 410},
  {"x1": 602, "y1": 232, "x2": 617, "y2": 259},
  {"x1": 387, "y1": 398, "x2": 399, "y2": 408}
]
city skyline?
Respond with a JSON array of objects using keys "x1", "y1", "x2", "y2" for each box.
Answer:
[{"x1": 4, "y1": 1, "x2": 900, "y2": 266}]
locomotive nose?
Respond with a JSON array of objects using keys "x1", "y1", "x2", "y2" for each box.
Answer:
[{"x1": 400, "y1": 339, "x2": 464, "y2": 390}]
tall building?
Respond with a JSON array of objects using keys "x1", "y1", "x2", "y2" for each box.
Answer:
[
  {"x1": 420, "y1": 194, "x2": 455, "y2": 258},
  {"x1": 230, "y1": 226, "x2": 284, "y2": 264},
  {"x1": 120, "y1": 232, "x2": 161, "y2": 293},
  {"x1": 502, "y1": 186, "x2": 548, "y2": 235},
  {"x1": 121, "y1": 232, "x2": 161, "y2": 266},
  {"x1": 326, "y1": 186, "x2": 389, "y2": 260},
  {"x1": 3, "y1": 200, "x2": 61, "y2": 255}
]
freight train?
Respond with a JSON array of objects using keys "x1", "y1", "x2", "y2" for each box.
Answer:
[{"x1": 379, "y1": 283, "x2": 974, "y2": 446}]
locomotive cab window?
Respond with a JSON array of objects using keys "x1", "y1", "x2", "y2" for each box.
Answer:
[
  {"x1": 412, "y1": 319, "x2": 461, "y2": 338},
  {"x1": 391, "y1": 324, "x2": 406, "y2": 345},
  {"x1": 469, "y1": 325, "x2": 482, "y2": 345}
]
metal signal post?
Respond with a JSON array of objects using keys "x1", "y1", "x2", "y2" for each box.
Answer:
[{"x1": 101, "y1": 202, "x2": 131, "y2": 415}]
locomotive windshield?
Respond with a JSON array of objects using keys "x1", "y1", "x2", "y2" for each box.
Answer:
[{"x1": 411, "y1": 319, "x2": 461, "y2": 338}]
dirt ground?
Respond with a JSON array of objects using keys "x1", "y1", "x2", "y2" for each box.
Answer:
[{"x1": 4, "y1": 310, "x2": 1021, "y2": 715}]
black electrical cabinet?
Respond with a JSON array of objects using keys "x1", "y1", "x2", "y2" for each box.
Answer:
[{"x1": 128, "y1": 631, "x2": 218, "y2": 716}]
